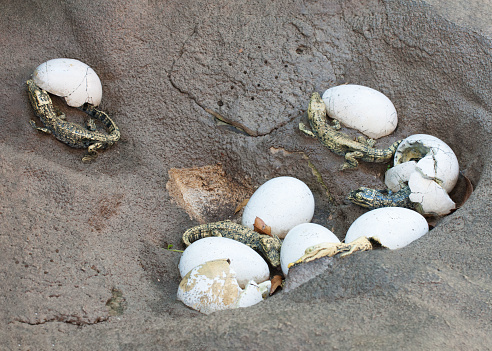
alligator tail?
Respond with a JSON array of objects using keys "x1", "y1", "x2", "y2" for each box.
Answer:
[{"x1": 80, "y1": 103, "x2": 121, "y2": 143}]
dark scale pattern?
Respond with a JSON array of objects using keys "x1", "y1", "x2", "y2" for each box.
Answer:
[
  {"x1": 182, "y1": 220, "x2": 282, "y2": 267},
  {"x1": 26, "y1": 79, "x2": 121, "y2": 162},
  {"x1": 347, "y1": 185, "x2": 417, "y2": 210},
  {"x1": 299, "y1": 92, "x2": 401, "y2": 170}
]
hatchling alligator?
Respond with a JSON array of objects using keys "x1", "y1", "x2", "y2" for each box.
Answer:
[
  {"x1": 182, "y1": 220, "x2": 282, "y2": 267},
  {"x1": 347, "y1": 185, "x2": 418, "y2": 210},
  {"x1": 26, "y1": 79, "x2": 120, "y2": 162},
  {"x1": 299, "y1": 92, "x2": 401, "y2": 170}
]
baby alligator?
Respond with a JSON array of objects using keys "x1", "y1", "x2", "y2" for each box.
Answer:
[
  {"x1": 26, "y1": 79, "x2": 120, "y2": 162},
  {"x1": 347, "y1": 185, "x2": 417, "y2": 210},
  {"x1": 299, "y1": 92, "x2": 401, "y2": 170},
  {"x1": 182, "y1": 220, "x2": 282, "y2": 267}
]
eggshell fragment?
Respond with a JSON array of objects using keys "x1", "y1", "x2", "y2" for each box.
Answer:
[
  {"x1": 280, "y1": 223, "x2": 340, "y2": 275},
  {"x1": 32, "y1": 58, "x2": 103, "y2": 107},
  {"x1": 385, "y1": 161, "x2": 418, "y2": 192},
  {"x1": 345, "y1": 207, "x2": 428, "y2": 250},
  {"x1": 177, "y1": 259, "x2": 242, "y2": 315},
  {"x1": 178, "y1": 237, "x2": 270, "y2": 288},
  {"x1": 322, "y1": 84, "x2": 397, "y2": 139},
  {"x1": 408, "y1": 172, "x2": 456, "y2": 215},
  {"x1": 241, "y1": 177, "x2": 315, "y2": 238},
  {"x1": 394, "y1": 134, "x2": 459, "y2": 193},
  {"x1": 236, "y1": 281, "x2": 264, "y2": 308}
]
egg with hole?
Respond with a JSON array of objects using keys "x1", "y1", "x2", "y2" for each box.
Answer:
[
  {"x1": 280, "y1": 223, "x2": 340, "y2": 275},
  {"x1": 32, "y1": 58, "x2": 103, "y2": 107},
  {"x1": 322, "y1": 84, "x2": 397, "y2": 139},
  {"x1": 345, "y1": 207, "x2": 429, "y2": 249},
  {"x1": 177, "y1": 259, "x2": 242, "y2": 314},
  {"x1": 386, "y1": 134, "x2": 459, "y2": 215},
  {"x1": 241, "y1": 177, "x2": 315, "y2": 238},
  {"x1": 393, "y1": 134, "x2": 459, "y2": 193},
  {"x1": 178, "y1": 237, "x2": 270, "y2": 288}
]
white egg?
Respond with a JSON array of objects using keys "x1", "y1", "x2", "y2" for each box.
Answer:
[
  {"x1": 322, "y1": 85, "x2": 397, "y2": 139},
  {"x1": 32, "y1": 58, "x2": 103, "y2": 107},
  {"x1": 241, "y1": 177, "x2": 315, "y2": 239},
  {"x1": 345, "y1": 207, "x2": 428, "y2": 250},
  {"x1": 280, "y1": 223, "x2": 340, "y2": 275},
  {"x1": 408, "y1": 172, "x2": 456, "y2": 215},
  {"x1": 393, "y1": 134, "x2": 459, "y2": 193},
  {"x1": 177, "y1": 259, "x2": 242, "y2": 315},
  {"x1": 178, "y1": 237, "x2": 270, "y2": 288}
]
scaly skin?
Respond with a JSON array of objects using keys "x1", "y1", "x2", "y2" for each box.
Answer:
[
  {"x1": 288, "y1": 236, "x2": 373, "y2": 268},
  {"x1": 299, "y1": 92, "x2": 401, "y2": 170},
  {"x1": 347, "y1": 185, "x2": 416, "y2": 210},
  {"x1": 182, "y1": 220, "x2": 282, "y2": 267},
  {"x1": 26, "y1": 79, "x2": 120, "y2": 162}
]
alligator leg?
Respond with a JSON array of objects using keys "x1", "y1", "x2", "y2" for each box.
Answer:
[
  {"x1": 356, "y1": 136, "x2": 376, "y2": 148},
  {"x1": 86, "y1": 118, "x2": 97, "y2": 131},
  {"x1": 298, "y1": 122, "x2": 316, "y2": 138},
  {"x1": 341, "y1": 151, "x2": 364, "y2": 170},
  {"x1": 332, "y1": 120, "x2": 342, "y2": 130},
  {"x1": 82, "y1": 142, "x2": 104, "y2": 163},
  {"x1": 29, "y1": 120, "x2": 52, "y2": 134}
]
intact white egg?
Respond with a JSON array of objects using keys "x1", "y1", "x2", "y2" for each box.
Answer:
[
  {"x1": 177, "y1": 259, "x2": 242, "y2": 314},
  {"x1": 178, "y1": 237, "x2": 270, "y2": 288},
  {"x1": 32, "y1": 58, "x2": 103, "y2": 107},
  {"x1": 393, "y1": 134, "x2": 459, "y2": 193},
  {"x1": 241, "y1": 177, "x2": 315, "y2": 239},
  {"x1": 280, "y1": 223, "x2": 340, "y2": 275},
  {"x1": 322, "y1": 85, "x2": 397, "y2": 139},
  {"x1": 345, "y1": 207, "x2": 428, "y2": 249}
]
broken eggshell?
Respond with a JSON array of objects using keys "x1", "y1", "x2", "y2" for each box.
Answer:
[
  {"x1": 385, "y1": 134, "x2": 459, "y2": 215},
  {"x1": 385, "y1": 161, "x2": 418, "y2": 192},
  {"x1": 177, "y1": 259, "x2": 263, "y2": 315},
  {"x1": 241, "y1": 177, "x2": 315, "y2": 239},
  {"x1": 322, "y1": 84, "x2": 398, "y2": 139},
  {"x1": 280, "y1": 223, "x2": 340, "y2": 276},
  {"x1": 345, "y1": 207, "x2": 428, "y2": 250},
  {"x1": 32, "y1": 58, "x2": 103, "y2": 107},
  {"x1": 408, "y1": 172, "x2": 456, "y2": 215},
  {"x1": 393, "y1": 134, "x2": 459, "y2": 193},
  {"x1": 178, "y1": 237, "x2": 270, "y2": 288}
]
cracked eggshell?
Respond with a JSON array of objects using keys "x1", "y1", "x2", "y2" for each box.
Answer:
[
  {"x1": 236, "y1": 281, "x2": 264, "y2": 308},
  {"x1": 177, "y1": 259, "x2": 242, "y2": 315},
  {"x1": 280, "y1": 223, "x2": 340, "y2": 275},
  {"x1": 408, "y1": 172, "x2": 456, "y2": 215},
  {"x1": 345, "y1": 207, "x2": 428, "y2": 250},
  {"x1": 178, "y1": 237, "x2": 270, "y2": 288},
  {"x1": 322, "y1": 84, "x2": 397, "y2": 139},
  {"x1": 385, "y1": 161, "x2": 418, "y2": 192},
  {"x1": 32, "y1": 58, "x2": 103, "y2": 107},
  {"x1": 241, "y1": 177, "x2": 315, "y2": 238},
  {"x1": 394, "y1": 134, "x2": 459, "y2": 193}
]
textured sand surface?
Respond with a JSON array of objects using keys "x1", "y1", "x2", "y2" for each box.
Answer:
[{"x1": 1, "y1": 0, "x2": 491, "y2": 349}]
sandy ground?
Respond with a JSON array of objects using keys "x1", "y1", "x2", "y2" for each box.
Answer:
[{"x1": 1, "y1": 0, "x2": 491, "y2": 349}]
